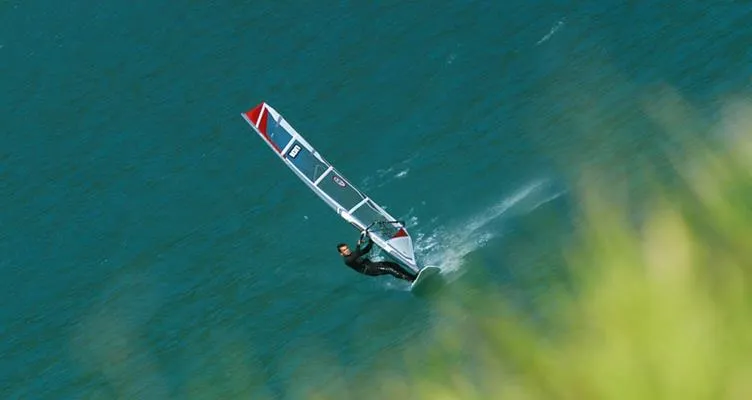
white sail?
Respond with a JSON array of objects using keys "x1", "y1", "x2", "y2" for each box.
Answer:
[{"x1": 241, "y1": 102, "x2": 419, "y2": 273}]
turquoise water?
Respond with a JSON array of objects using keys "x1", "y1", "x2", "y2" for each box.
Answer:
[{"x1": 2, "y1": 1, "x2": 752, "y2": 398}]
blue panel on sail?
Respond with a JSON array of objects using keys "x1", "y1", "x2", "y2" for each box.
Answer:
[
  {"x1": 285, "y1": 141, "x2": 329, "y2": 183},
  {"x1": 266, "y1": 116, "x2": 294, "y2": 152},
  {"x1": 316, "y1": 171, "x2": 364, "y2": 210}
]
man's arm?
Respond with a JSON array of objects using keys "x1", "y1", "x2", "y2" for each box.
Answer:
[
  {"x1": 354, "y1": 235, "x2": 374, "y2": 257},
  {"x1": 361, "y1": 236, "x2": 374, "y2": 253}
]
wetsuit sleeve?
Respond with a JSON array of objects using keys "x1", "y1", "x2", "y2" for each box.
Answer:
[
  {"x1": 353, "y1": 237, "x2": 374, "y2": 258},
  {"x1": 361, "y1": 237, "x2": 374, "y2": 254}
]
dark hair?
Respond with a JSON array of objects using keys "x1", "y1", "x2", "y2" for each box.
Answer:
[{"x1": 337, "y1": 243, "x2": 348, "y2": 250}]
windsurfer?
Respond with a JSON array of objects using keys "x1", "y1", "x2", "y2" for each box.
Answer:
[{"x1": 337, "y1": 234, "x2": 417, "y2": 282}]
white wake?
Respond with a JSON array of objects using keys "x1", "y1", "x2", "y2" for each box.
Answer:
[
  {"x1": 413, "y1": 179, "x2": 564, "y2": 277},
  {"x1": 536, "y1": 19, "x2": 565, "y2": 45}
]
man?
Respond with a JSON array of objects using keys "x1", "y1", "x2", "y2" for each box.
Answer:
[{"x1": 337, "y1": 233, "x2": 417, "y2": 282}]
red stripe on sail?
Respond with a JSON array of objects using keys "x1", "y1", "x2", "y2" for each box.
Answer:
[
  {"x1": 245, "y1": 102, "x2": 264, "y2": 126},
  {"x1": 244, "y1": 103, "x2": 281, "y2": 153},
  {"x1": 257, "y1": 110, "x2": 280, "y2": 152}
]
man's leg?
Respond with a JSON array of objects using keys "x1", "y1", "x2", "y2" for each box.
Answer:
[{"x1": 371, "y1": 261, "x2": 417, "y2": 282}]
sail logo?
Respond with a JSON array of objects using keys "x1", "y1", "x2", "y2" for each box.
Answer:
[{"x1": 333, "y1": 175, "x2": 346, "y2": 187}]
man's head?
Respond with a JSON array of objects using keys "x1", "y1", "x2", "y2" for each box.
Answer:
[{"x1": 337, "y1": 243, "x2": 351, "y2": 256}]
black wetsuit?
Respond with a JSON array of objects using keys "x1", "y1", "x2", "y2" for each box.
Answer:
[{"x1": 343, "y1": 238, "x2": 417, "y2": 282}]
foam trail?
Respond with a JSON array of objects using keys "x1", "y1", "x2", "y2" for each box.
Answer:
[
  {"x1": 372, "y1": 180, "x2": 564, "y2": 291},
  {"x1": 536, "y1": 19, "x2": 565, "y2": 45},
  {"x1": 360, "y1": 156, "x2": 416, "y2": 191},
  {"x1": 414, "y1": 179, "x2": 564, "y2": 276}
]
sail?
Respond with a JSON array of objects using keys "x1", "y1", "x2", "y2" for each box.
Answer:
[{"x1": 241, "y1": 102, "x2": 419, "y2": 273}]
